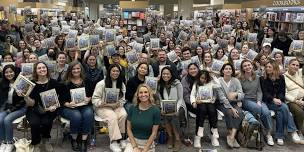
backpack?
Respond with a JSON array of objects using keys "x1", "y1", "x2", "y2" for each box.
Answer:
[{"x1": 237, "y1": 111, "x2": 264, "y2": 151}]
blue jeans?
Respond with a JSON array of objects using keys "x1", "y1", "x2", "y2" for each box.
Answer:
[
  {"x1": 0, "y1": 107, "x2": 27, "y2": 142},
  {"x1": 266, "y1": 102, "x2": 298, "y2": 139},
  {"x1": 242, "y1": 99, "x2": 272, "y2": 130},
  {"x1": 60, "y1": 105, "x2": 94, "y2": 135}
]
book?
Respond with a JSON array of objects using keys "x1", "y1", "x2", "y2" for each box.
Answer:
[
  {"x1": 197, "y1": 85, "x2": 213, "y2": 103},
  {"x1": 24, "y1": 23, "x2": 34, "y2": 33},
  {"x1": 223, "y1": 24, "x2": 232, "y2": 33},
  {"x1": 1, "y1": 62, "x2": 15, "y2": 68},
  {"x1": 270, "y1": 48, "x2": 283, "y2": 58},
  {"x1": 161, "y1": 100, "x2": 177, "y2": 114},
  {"x1": 89, "y1": 35, "x2": 100, "y2": 46},
  {"x1": 67, "y1": 30, "x2": 78, "y2": 38},
  {"x1": 21, "y1": 63, "x2": 34, "y2": 79},
  {"x1": 78, "y1": 36, "x2": 90, "y2": 51},
  {"x1": 178, "y1": 30, "x2": 189, "y2": 41},
  {"x1": 105, "y1": 29, "x2": 116, "y2": 42},
  {"x1": 247, "y1": 33, "x2": 258, "y2": 43},
  {"x1": 38, "y1": 54, "x2": 49, "y2": 61},
  {"x1": 13, "y1": 74, "x2": 36, "y2": 96},
  {"x1": 105, "y1": 88, "x2": 120, "y2": 104},
  {"x1": 191, "y1": 55, "x2": 201, "y2": 67},
  {"x1": 40, "y1": 88, "x2": 60, "y2": 110},
  {"x1": 45, "y1": 61, "x2": 57, "y2": 76},
  {"x1": 70, "y1": 87, "x2": 86, "y2": 106},
  {"x1": 133, "y1": 42, "x2": 144, "y2": 53},
  {"x1": 106, "y1": 45, "x2": 117, "y2": 56},
  {"x1": 61, "y1": 25, "x2": 71, "y2": 34},
  {"x1": 181, "y1": 59, "x2": 192, "y2": 70},
  {"x1": 167, "y1": 51, "x2": 178, "y2": 62},
  {"x1": 150, "y1": 38, "x2": 160, "y2": 49},
  {"x1": 51, "y1": 26, "x2": 60, "y2": 36},
  {"x1": 246, "y1": 49, "x2": 258, "y2": 61},
  {"x1": 65, "y1": 38, "x2": 77, "y2": 49},
  {"x1": 234, "y1": 59, "x2": 243, "y2": 71},
  {"x1": 284, "y1": 56, "x2": 297, "y2": 69},
  {"x1": 145, "y1": 76, "x2": 158, "y2": 92},
  {"x1": 211, "y1": 59, "x2": 224, "y2": 73},
  {"x1": 291, "y1": 40, "x2": 304, "y2": 52},
  {"x1": 45, "y1": 37, "x2": 56, "y2": 48},
  {"x1": 126, "y1": 50, "x2": 139, "y2": 65}
]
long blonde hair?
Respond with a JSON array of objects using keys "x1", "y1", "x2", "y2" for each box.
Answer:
[
  {"x1": 239, "y1": 59, "x2": 256, "y2": 80},
  {"x1": 132, "y1": 84, "x2": 155, "y2": 106},
  {"x1": 264, "y1": 59, "x2": 280, "y2": 80}
]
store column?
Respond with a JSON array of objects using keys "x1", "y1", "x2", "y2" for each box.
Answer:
[
  {"x1": 164, "y1": 4, "x2": 174, "y2": 19},
  {"x1": 178, "y1": 0, "x2": 193, "y2": 19},
  {"x1": 88, "y1": 1, "x2": 99, "y2": 20}
]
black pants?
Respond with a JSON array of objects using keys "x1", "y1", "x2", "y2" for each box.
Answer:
[
  {"x1": 26, "y1": 109, "x2": 57, "y2": 145},
  {"x1": 196, "y1": 103, "x2": 218, "y2": 130}
]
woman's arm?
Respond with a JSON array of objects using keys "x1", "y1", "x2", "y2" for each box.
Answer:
[
  {"x1": 142, "y1": 125, "x2": 159, "y2": 152},
  {"x1": 126, "y1": 120, "x2": 138, "y2": 149}
]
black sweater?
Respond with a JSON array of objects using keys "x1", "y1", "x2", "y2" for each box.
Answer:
[
  {"x1": 0, "y1": 83, "x2": 25, "y2": 112},
  {"x1": 260, "y1": 75, "x2": 285, "y2": 103},
  {"x1": 125, "y1": 75, "x2": 144, "y2": 103}
]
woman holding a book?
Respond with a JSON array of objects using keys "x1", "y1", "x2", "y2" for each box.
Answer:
[
  {"x1": 61, "y1": 61, "x2": 94, "y2": 152},
  {"x1": 289, "y1": 29, "x2": 304, "y2": 66},
  {"x1": 217, "y1": 63, "x2": 244, "y2": 148},
  {"x1": 260, "y1": 60, "x2": 303, "y2": 145},
  {"x1": 0, "y1": 65, "x2": 26, "y2": 152},
  {"x1": 190, "y1": 70, "x2": 221, "y2": 148},
  {"x1": 157, "y1": 66, "x2": 186, "y2": 151},
  {"x1": 284, "y1": 59, "x2": 304, "y2": 139},
  {"x1": 25, "y1": 61, "x2": 66, "y2": 152},
  {"x1": 92, "y1": 64, "x2": 127, "y2": 152},
  {"x1": 239, "y1": 60, "x2": 274, "y2": 146},
  {"x1": 124, "y1": 84, "x2": 160, "y2": 152}
]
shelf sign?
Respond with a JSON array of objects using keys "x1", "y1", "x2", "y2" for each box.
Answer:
[{"x1": 273, "y1": 0, "x2": 301, "y2": 6}]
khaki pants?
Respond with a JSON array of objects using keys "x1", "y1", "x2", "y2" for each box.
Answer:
[
  {"x1": 124, "y1": 138, "x2": 155, "y2": 152},
  {"x1": 95, "y1": 106, "x2": 127, "y2": 141}
]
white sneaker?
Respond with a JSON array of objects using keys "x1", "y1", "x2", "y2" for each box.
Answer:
[
  {"x1": 193, "y1": 136, "x2": 201, "y2": 148},
  {"x1": 211, "y1": 128, "x2": 219, "y2": 138},
  {"x1": 110, "y1": 141, "x2": 122, "y2": 152},
  {"x1": 197, "y1": 127, "x2": 204, "y2": 137},
  {"x1": 277, "y1": 139, "x2": 284, "y2": 146},
  {"x1": 211, "y1": 136, "x2": 220, "y2": 147},
  {"x1": 4, "y1": 144, "x2": 14, "y2": 152},
  {"x1": 0, "y1": 143, "x2": 7, "y2": 152},
  {"x1": 120, "y1": 140, "x2": 127, "y2": 149},
  {"x1": 292, "y1": 132, "x2": 301, "y2": 143},
  {"x1": 266, "y1": 135, "x2": 274, "y2": 146}
]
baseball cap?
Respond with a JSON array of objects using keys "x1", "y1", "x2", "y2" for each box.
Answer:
[{"x1": 263, "y1": 43, "x2": 271, "y2": 47}]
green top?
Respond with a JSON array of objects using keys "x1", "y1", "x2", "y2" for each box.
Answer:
[{"x1": 127, "y1": 104, "x2": 161, "y2": 139}]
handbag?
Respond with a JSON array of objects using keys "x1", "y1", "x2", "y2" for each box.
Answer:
[{"x1": 14, "y1": 138, "x2": 33, "y2": 152}]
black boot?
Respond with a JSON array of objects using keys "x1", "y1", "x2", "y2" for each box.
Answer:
[
  {"x1": 71, "y1": 138, "x2": 79, "y2": 151},
  {"x1": 80, "y1": 140, "x2": 87, "y2": 152}
]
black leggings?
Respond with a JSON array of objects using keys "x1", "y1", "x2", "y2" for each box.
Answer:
[
  {"x1": 196, "y1": 103, "x2": 218, "y2": 129},
  {"x1": 26, "y1": 109, "x2": 57, "y2": 145}
]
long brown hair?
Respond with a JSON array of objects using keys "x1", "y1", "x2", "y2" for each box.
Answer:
[
  {"x1": 264, "y1": 59, "x2": 280, "y2": 80},
  {"x1": 132, "y1": 84, "x2": 155, "y2": 106},
  {"x1": 64, "y1": 61, "x2": 85, "y2": 82},
  {"x1": 239, "y1": 59, "x2": 256, "y2": 80}
]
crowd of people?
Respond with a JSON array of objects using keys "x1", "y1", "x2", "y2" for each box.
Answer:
[{"x1": 0, "y1": 10, "x2": 304, "y2": 152}]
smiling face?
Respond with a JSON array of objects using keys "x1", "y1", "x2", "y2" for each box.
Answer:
[
  {"x1": 137, "y1": 64, "x2": 148, "y2": 76},
  {"x1": 29, "y1": 54, "x2": 38, "y2": 63},
  {"x1": 265, "y1": 63, "x2": 274, "y2": 75},
  {"x1": 71, "y1": 64, "x2": 82, "y2": 78},
  {"x1": 19, "y1": 41, "x2": 26, "y2": 49},
  {"x1": 288, "y1": 60, "x2": 300, "y2": 74},
  {"x1": 87, "y1": 56, "x2": 96, "y2": 68},
  {"x1": 110, "y1": 66, "x2": 120, "y2": 80},
  {"x1": 4, "y1": 67, "x2": 15, "y2": 81},
  {"x1": 222, "y1": 65, "x2": 233, "y2": 77},
  {"x1": 199, "y1": 74, "x2": 207, "y2": 84},
  {"x1": 188, "y1": 64, "x2": 199, "y2": 77},
  {"x1": 36, "y1": 63, "x2": 48, "y2": 77},
  {"x1": 230, "y1": 49, "x2": 240, "y2": 60},
  {"x1": 241, "y1": 44, "x2": 249, "y2": 54},
  {"x1": 161, "y1": 69, "x2": 172, "y2": 82},
  {"x1": 57, "y1": 54, "x2": 66, "y2": 65},
  {"x1": 242, "y1": 61, "x2": 253, "y2": 73},
  {"x1": 138, "y1": 86, "x2": 150, "y2": 103},
  {"x1": 182, "y1": 50, "x2": 191, "y2": 60},
  {"x1": 216, "y1": 49, "x2": 224, "y2": 59},
  {"x1": 158, "y1": 51, "x2": 167, "y2": 62},
  {"x1": 298, "y1": 31, "x2": 304, "y2": 40},
  {"x1": 274, "y1": 54, "x2": 283, "y2": 64},
  {"x1": 23, "y1": 49, "x2": 31, "y2": 59},
  {"x1": 204, "y1": 53, "x2": 212, "y2": 64},
  {"x1": 196, "y1": 46, "x2": 203, "y2": 56}
]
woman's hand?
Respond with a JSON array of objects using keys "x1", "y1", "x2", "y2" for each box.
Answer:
[
  {"x1": 65, "y1": 101, "x2": 77, "y2": 108},
  {"x1": 134, "y1": 147, "x2": 143, "y2": 152},
  {"x1": 84, "y1": 97, "x2": 91, "y2": 105},
  {"x1": 16, "y1": 91, "x2": 26, "y2": 97},
  {"x1": 192, "y1": 102, "x2": 197, "y2": 109},
  {"x1": 229, "y1": 108, "x2": 239, "y2": 118},
  {"x1": 273, "y1": 98, "x2": 282, "y2": 105},
  {"x1": 227, "y1": 92, "x2": 238, "y2": 101}
]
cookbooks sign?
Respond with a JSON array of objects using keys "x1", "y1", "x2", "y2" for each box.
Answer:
[{"x1": 273, "y1": 0, "x2": 301, "y2": 6}]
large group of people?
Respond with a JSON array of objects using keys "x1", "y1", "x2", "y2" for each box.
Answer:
[{"x1": 0, "y1": 9, "x2": 304, "y2": 152}]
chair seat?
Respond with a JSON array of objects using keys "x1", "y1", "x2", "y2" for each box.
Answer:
[{"x1": 13, "y1": 115, "x2": 26, "y2": 124}]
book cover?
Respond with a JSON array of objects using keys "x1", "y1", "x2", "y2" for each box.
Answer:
[
  {"x1": 150, "y1": 38, "x2": 160, "y2": 49},
  {"x1": 126, "y1": 50, "x2": 139, "y2": 65},
  {"x1": 40, "y1": 88, "x2": 60, "y2": 110},
  {"x1": 70, "y1": 87, "x2": 86, "y2": 106},
  {"x1": 161, "y1": 100, "x2": 177, "y2": 114},
  {"x1": 21, "y1": 63, "x2": 34, "y2": 79},
  {"x1": 105, "y1": 88, "x2": 120, "y2": 104},
  {"x1": 145, "y1": 76, "x2": 158, "y2": 93},
  {"x1": 13, "y1": 74, "x2": 36, "y2": 96}
]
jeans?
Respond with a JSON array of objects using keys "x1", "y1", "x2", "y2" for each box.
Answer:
[
  {"x1": 0, "y1": 107, "x2": 26, "y2": 142},
  {"x1": 266, "y1": 102, "x2": 298, "y2": 139},
  {"x1": 61, "y1": 105, "x2": 94, "y2": 135},
  {"x1": 242, "y1": 99, "x2": 272, "y2": 130}
]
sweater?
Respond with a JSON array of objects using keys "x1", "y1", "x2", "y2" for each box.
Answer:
[
  {"x1": 218, "y1": 77, "x2": 244, "y2": 108},
  {"x1": 240, "y1": 76, "x2": 263, "y2": 102},
  {"x1": 125, "y1": 75, "x2": 145, "y2": 103},
  {"x1": 260, "y1": 75, "x2": 286, "y2": 103},
  {"x1": 284, "y1": 69, "x2": 304, "y2": 103}
]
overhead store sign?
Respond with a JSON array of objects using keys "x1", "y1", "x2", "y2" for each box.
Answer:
[{"x1": 273, "y1": 0, "x2": 301, "y2": 6}]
